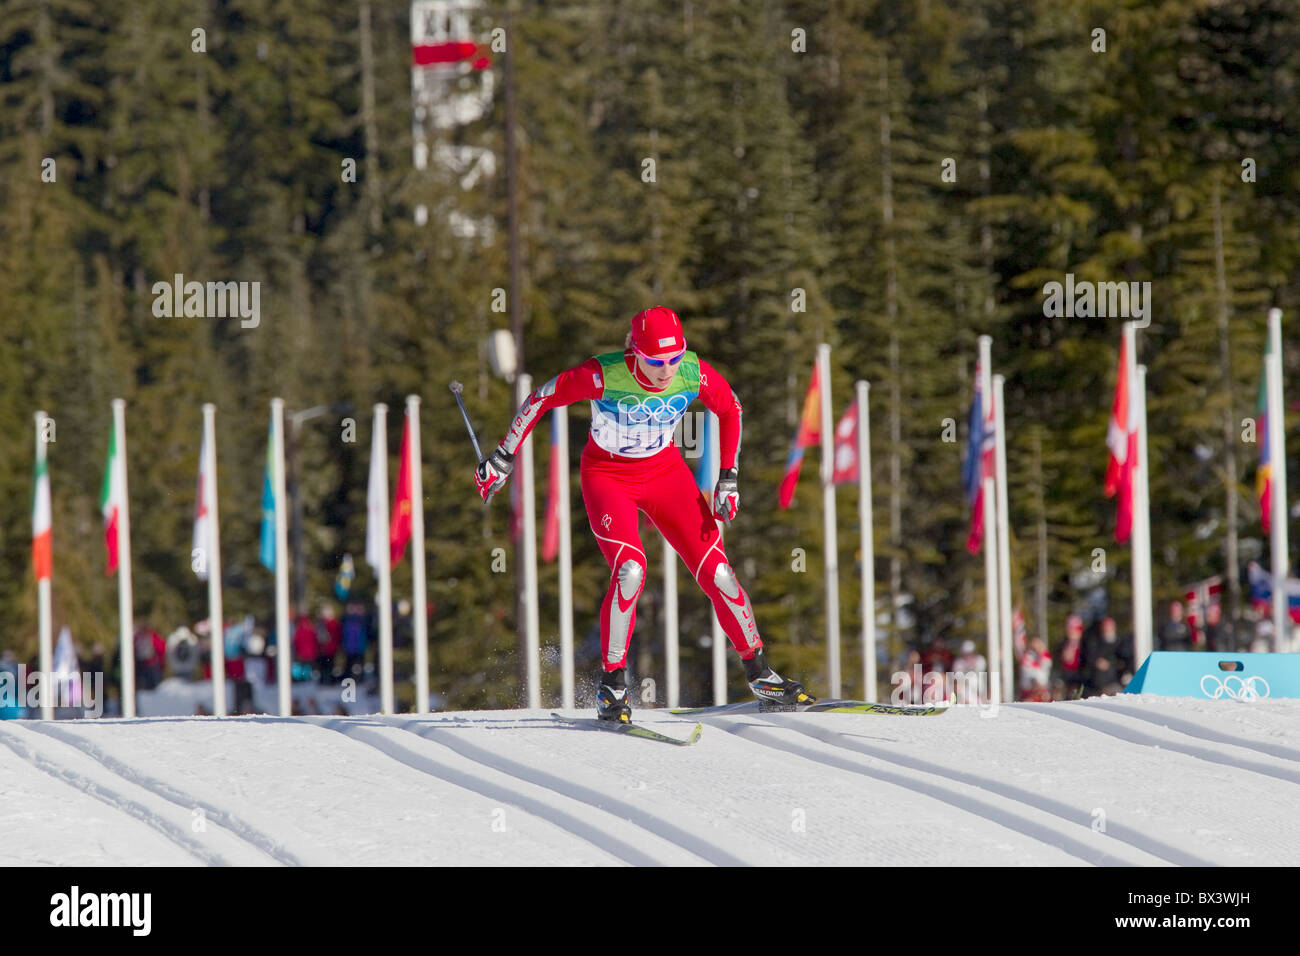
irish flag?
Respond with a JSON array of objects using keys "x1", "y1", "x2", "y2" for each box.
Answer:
[
  {"x1": 99, "y1": 420, "x2": 124, "y2": 574},
  {"x1": 32, "y1": 436, "x2": 52, "y2": 581}
]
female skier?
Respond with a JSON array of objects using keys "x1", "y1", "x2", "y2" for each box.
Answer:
[{"x1": 474, "y1": 306, "x2": 812, "y2": 722}]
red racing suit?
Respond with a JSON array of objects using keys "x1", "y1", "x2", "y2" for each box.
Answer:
[{"x1": 499, "y1": 348, "x2": 762, "y2": 672}]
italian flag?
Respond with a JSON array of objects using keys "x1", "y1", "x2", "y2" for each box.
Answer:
[
  {"x1": 100, "y1": 421, "x2": 123, "y2": 574},
  {"x1": 32, "y1": 449, "x2": 52, "y2": 581}
]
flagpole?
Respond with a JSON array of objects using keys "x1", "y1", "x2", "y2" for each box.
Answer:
[
  {"x1": 1133, "y1": 359, "x2": 1155, "y2": 662},
  {"x1": 1268, "y1": 308, "x2": 1288, "y2": 652},
  {"x1": 35, "y1": 411, "x2": 54, "y2": 720},
  {"x1": 371, "y1": 403, "x2": 395, "y2": 714},
  {"x1": 518, "y1": 375, "x2": 541, "y2": 709},
  {"x1": 663, "y1": 533, "x2": 679, "y2": 708},
  {"x1": 712, "y1": 530, "x2": 727, "y2": 705},
  {"x1": 405, "y1": 396, "x2": 430, "y2": 713},
  {"x1": 978, "y1": 338, "x2": 1001, "y2": 705},
  {"x1": 556, "y1": 407, "x2": 575, "y2": 709},
  {"x1": 202, "y1": 403, "x2": 225, "y2": 717},
  {"x1": 697, "y1": 408, "x2": 722, "y2": 706},
  {"x1": 857, "y1": 381, "x2": 877, "y2": 702},
  {"x1": 818, "y1": 344, "x2": 842, "y2": 697},
  {"x1": 271, "y1": 398, "x2": 292, "y2": 717},
  {"x1": 110, "y1": 400, "x2": 138, "y2": 719},
  {"x1": 982, "y1": 477, "x2": 1002, "y2": 705},
  {"x1": 993, "y1": 375, "x2": 1014, "y2": 700}
]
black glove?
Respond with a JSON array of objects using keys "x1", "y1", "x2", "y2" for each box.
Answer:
[
  {"x1": 713, "y1": 467, "x2": 739, "y2": 525},
  {"x1": 474, "y1": 446, "x2": 515, "y2": 502}
]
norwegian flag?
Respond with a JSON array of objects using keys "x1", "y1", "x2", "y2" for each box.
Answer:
[{"x1": 963, "y1": 363, "x2": 997, "y2": 554}]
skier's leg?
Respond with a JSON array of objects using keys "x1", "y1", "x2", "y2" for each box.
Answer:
[
  {"x1": 579, "y1": 461, "x2": 647, "y2": 675},
  {"x1": 641, "y1": 453, "x2": 813, "y2": 706},
  {"x1": 638, "y1": 454, "x2": 761, "y2": 659}
]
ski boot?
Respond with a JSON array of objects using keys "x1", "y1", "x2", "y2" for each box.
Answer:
[
  {"x1": 744, "y1": 651, "x2": 815, "y2": 712},
  {"x1": 596, "y1": 667, "x2": 632, "y2": 724}
]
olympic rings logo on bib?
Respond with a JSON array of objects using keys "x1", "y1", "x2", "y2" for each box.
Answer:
[{"x1": 617, "y1": 393, "x2": 690, "y2": 425}]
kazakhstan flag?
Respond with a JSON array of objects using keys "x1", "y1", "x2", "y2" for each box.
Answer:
[{"x1": 259, "y1": 421, "x2": 276, "y2": 570}]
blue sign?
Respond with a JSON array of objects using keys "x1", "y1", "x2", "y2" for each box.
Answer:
[{"x1": 1125, "y1": 651, "x2": 1300, "y2": 699}]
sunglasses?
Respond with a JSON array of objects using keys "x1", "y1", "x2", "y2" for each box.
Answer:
[{"x1": 635, "y1": 346, "x2": 685, "y2": 367}]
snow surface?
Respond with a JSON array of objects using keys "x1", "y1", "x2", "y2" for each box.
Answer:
[{"x1": 2, "y1": 695, "x2": 1298, "y2": 866}]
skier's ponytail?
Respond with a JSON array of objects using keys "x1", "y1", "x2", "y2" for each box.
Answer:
[{"x1": 624, "y1": 330, "x2": 633, "y2": 349}]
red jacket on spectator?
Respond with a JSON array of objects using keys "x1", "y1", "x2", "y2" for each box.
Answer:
[
  {"x1": 1059, "y1": 636, "x2": 1083, "y2": 674},
  {"x1": 293, "y1": 616, "x2": 319, "y2": 662},
  {"x1": 318, "y1": 617, "x2": 341, "y2": 657},
  {"x1": 920, "y1": 639, "x2": 954, "y2": 677},
  {"x1": 1019, "y1": 639, "x2": 1052, "y2": 702}
]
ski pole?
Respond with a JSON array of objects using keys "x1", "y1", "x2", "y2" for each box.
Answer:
[{"x1": 449, "y1": 380, "x2": 497, "y2": 505}]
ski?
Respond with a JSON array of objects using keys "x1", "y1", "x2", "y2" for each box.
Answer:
[
  {"x1": 807, "y1": 699, "x2": 950, "y2": 716},
  {"x1": 551, "y1": 713, "x2": 703, "y2": 746},
  {"x1": 670, "y1": 699, "x2": 949, "y2": 717}
]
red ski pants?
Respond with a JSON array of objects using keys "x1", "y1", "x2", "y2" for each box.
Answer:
[{"x1": 579, "y1": 441, "x2": 763, "y2": 672}]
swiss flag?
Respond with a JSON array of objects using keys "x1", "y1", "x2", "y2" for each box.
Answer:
[
  {"x1": 831, "y1": 400, "x2": 859, "y2": 485},
  {"x1": 1105, "y1": 334, "x2": 1139, "y2": 543}
]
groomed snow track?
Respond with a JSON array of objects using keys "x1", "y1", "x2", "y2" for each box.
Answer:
[{"x1": 3, "y1": 696, "x2": 1298, "y2": 866}]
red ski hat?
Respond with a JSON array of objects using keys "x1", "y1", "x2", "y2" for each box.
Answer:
[{"x1": 630, "y1": 306, "x2": 686, "y2": 358}]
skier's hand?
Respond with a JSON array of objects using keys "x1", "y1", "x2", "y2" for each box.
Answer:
[
  {"x1": 474, "y1": 446, "x2": 514, "y2": 502},
  {"x1": 713, "y1": 467, "x2": 739, "y2": 525}
]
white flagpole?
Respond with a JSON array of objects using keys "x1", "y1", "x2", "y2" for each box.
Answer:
[
  {"x1": 371, "y1": 403, "x2": 395, "y2": 714},
  {"x1": 202, "y1": 403, "x2": 226, "y2": 717},
  {"x1": 35, "y1": 411, "x2": 54, "y2": 720},
  {"x1": 1268, "y1": 309, "x2": 1288, "y2": 652},
  {"x1": 983, "y1": 478, "x2": 1001, "y2": 705},
  {"x1": 979, "y1": 337, "x2": 1001, "y2": 705},
  {"x1": 1132, "y1": 357, "x2": 1154, "y2": 662},
  {"x1": 111, "y1": 400, "x2": 137, "y2": 719},
  {"x1": 556, "y1": 407, "x2": 575, "y2": 709},
  {"x1": 818, "y1": 344, "x2": 841, "y2": 697},
  {"x1": 405, "y1": 396, "x2": 430, "y2": 713},
  {"x1": 702, "y1": 409, "x2": 724, "y2": 706},
  {"x1": 712, "y1": 540, "x2": 726, "y2": 704},
  {"x1": 271, "y1": 398, "x2": 292, "y2": 717},
  {"x1": 857, "y1": 381, "x2": 877, "y2": 702},
  {"x1": 518, "y1": 375, "x2": 541, "y2": 709},
  {"x1": 993, "y1": 375, "x2": 1014, "y2": 699},
  {"x1": 663, "y1": 534, "x2": 679, "y2": 708}
]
